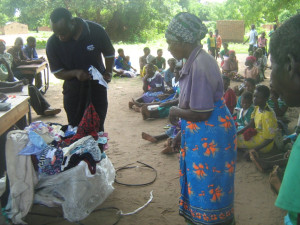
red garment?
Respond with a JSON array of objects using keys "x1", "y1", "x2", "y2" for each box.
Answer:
[
  {"x1": 243, "y1": 128, "x2": 257, "y2": 141},
  {"x1": 63, "y1": 103, "x2": 100, "y2": 145},
  {"x1": 223, "y1": 88, "x2": 237, "y2": 114}
]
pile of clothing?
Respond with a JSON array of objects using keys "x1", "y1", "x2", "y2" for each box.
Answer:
[
  {"x1": 19, "y1": 121, "x2": 108, "y2": 177},
  {"x1": 3, "y1": 121, "x2": 115, "y2": 224}
]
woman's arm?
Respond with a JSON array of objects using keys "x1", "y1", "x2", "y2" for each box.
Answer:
[
  {"x1": 253, "y1": 139, "x2": 273, "y2": 151},
  {"x1": 143, "y1": 78, "x2": 149, "y2": 93},
  {"x1": 169, "y1": 106, "x2": 212, "y2": 122},
  {"x1": 237, "y1": 119, "x2": 255, "y2": 135},
  {"x1": 0, "y1": 58, "x2": 14, "y2": 82},
  {"x1": 160, "y1": 99, "x2": 179, "y2": 107},
  {"x1": 271, "y1": 97, "x2": 288, "y2": 117}
]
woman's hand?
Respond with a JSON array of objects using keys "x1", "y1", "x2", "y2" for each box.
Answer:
[
  {"x1": 171, "y1": 131, "x2": 181, "y2": 152},
  {"x1": 169, "y1": 106, "x2": 179, "y2": 125}
]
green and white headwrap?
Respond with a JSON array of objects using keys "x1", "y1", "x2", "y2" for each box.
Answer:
[{"x1": 165, "y1": 12, "x2": 207, "y2": 44}]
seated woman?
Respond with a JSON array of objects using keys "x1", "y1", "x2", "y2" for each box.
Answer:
[
  {"x1": 113, "y1": 48, "x2": 137, "y2": 78},
  {"x1": 244, "y1": 56, "x2": 260, "y2": 83},
  {"x1": 237, "y1": 85, "x2": 278, "y2": 154},
  {"x1": 7, "y1": 37, "x2": 44, "y2": 88},
  {"x1": 0, "y1": 40, "x2": 60, "y2": 116},
  {"x1": 129, "y1": 63, "x2": 165, "y2": 109},
  {"x1": 222, "y1": 50, "x2": 243, "y2": 81},
  {"x1": 141, "y1": 65, "x2": 181, "y2": 120},
  {"x1": 236, "y1": 91, "x2": 255, "y2": 131}
]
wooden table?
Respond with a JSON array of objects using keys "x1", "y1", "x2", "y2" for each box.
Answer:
[
  {"x1": 0, "y1": 96, "x2": 30, "y2": 136},
  {"x1": 17, "y1": 62, "x2": 49, "y2": 94}
]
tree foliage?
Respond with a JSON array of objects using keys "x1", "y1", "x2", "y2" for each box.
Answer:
[{"x1": 0, "y1": 0, "x2": 299, "y2": 42}]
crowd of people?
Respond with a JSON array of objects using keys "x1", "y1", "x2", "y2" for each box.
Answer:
[
  {"x1": 0, "y1": 6, "x2": 299, "y2": 225},
  {"x1": 125, "y1": 13, "x2": 299, "y2": 225}
]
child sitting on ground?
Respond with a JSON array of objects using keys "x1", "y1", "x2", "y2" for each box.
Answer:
[
  {"x1": 222, "y1": 75, "x2": 236, "y2": 114},
  {"x1": 254, "y1": 48, "x2": 267, "y2": 80},
  {"x1": 125, "y1": 56, "x2": 137, "y2": 73},
  {"x1": 163, "y1": 58, "x2": 176, "y2": 88},
  {"x1": 244, "y1": 56, "x2": 260, "y2": 83},
  {"x1": 235, "y1": 78, "x2": 256, "y2": 109},
  {"x1": 236, "y1": 91, "x2": 255, "y2": 131},
  {"x1": 222, "y1": 50, "x2": 243, "y2": 81},
  {"x1": 237, "y1": 85, "x2": 278, "y2": 154},
  {"x1": 219, "y1": 43, "x2": 229, "y2": 67},
  {"x1": 267, "y1": 87, "x2": 289, "y2": 135},
  {"x1": 142, "y1": 119, "x2": 181, "y2": 154},
  {"x1": 153, "y1": 49, "x2": 166, "y2": 72},
  {"x1": 140, "y1": 55, "x2": 159, "y2": 77},
  {"x1": 129, "y1": 63, "x2": 165, "y2": 110},
  {"x1": 141, "y1": 65, "x2": 181, "y2": 120}
]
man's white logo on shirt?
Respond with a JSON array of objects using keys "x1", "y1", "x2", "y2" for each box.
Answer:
[{"x1": 87, "y1": 45, "x2": 95, "y2": 51}]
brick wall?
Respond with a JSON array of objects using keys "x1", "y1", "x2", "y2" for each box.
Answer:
[
  {"x1": 217, "y1": 20, "x2": 245, "y2": 43},
  {"x1": 38, "y1": 26, "x2": 52, "y2": 32},
  {"x1": 0, "y1": 22, "x2": 28, "y2": 35}
]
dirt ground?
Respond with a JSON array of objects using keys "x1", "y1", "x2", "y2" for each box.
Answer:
[{"x1": 3, "y1": 48, "x2": 299, "y2": 225}]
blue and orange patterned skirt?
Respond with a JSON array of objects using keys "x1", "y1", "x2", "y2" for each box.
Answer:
[{"x1": 179, "y1": 98, "x2": 237, "y2": 225}]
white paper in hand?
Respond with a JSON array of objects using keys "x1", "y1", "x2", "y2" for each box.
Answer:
[{"x1": 89, "y1": 65, "x2": 108, "y2": 89}]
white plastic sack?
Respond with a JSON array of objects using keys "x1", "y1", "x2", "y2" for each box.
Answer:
[
  {"x1": 5, "y1": 130, "x2": 38, "y2": 225},
  {"x1": 34, "y1": 157, "x2": 115, "y2": 222}
]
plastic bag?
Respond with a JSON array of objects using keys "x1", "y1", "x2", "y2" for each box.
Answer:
[{"x1": 34, "y1": 157, "x2": 115, "y2": 222}]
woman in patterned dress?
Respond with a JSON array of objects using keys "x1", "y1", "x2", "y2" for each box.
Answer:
[{"x1": 166, "y1": 13, "x2": 237, "y2": 225}]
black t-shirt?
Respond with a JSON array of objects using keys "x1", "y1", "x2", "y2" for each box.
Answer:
[{"x1": 46, "y1": 18, "x2": 115, "y2": 76}]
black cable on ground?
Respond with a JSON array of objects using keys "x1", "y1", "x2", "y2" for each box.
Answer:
[{"x1": 114, "y1": 161, "x2": 157, "y2": 186}]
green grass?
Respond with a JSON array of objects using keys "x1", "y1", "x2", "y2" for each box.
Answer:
[{"x1": 31, "y1": 31, "x2": 249, "y2": 54}]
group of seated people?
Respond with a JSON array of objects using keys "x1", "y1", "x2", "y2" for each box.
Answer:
[
  {"x1": 220, "y1": 43, "x2": 267, "y2": 83},
  {"x1": 125, "y1": 45, "x2": 292, "y2": 165},
  {"x1": 113, "y1": 47, "x2": 168, "y2": 79},
  {"x1": 222, "y1": 76, "x2": 292, "y2": 175},
  {"x1": 0, "y1": 37, "x2": 60, "y2": 116}
]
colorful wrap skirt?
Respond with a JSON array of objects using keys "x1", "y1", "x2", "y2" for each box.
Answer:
[{"x1": 179, "y1": 98, "x2": 237, "y2": 225}]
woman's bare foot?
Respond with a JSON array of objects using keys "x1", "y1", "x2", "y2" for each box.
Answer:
[
  {"x1": 269, "y1": 165, "x2": 281, "y2": 195},
  {"x1": 132, "y1": 98, "x2": 143, "y2": 107},
  {"x1": 128, "y1": 101, "x2": 134, "y2": 109},
  {"x1": 142, "y1": 132, "x2": 157, "y2": 143},
  {"x1": 141, "y1": 105, "x2": 150, "y2": 120},
  {"x1": 132, "y1": 105, "x2": 141, "y2": 112},
  {"x1": 161, "y1": 145, "x2": 174, "y2": 154}
]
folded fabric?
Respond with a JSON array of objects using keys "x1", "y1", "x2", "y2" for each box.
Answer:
[
  {"x1": 0, "y1": 102, "x2": 11, "y2": 111},
  {"x1": 38, "y1": 146, "x2": 63, "y2": 176},
  {"x1": 19, "y1": 131, "x2": 47, "y2": 156},
  {"x1": 62, "y1": 152, "x2": 100, "y2": 174}
]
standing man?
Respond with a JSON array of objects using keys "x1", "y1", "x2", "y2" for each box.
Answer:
[
  {"x1": 214, "y1": 29, "x2": 222, "y2": 59},
  {"x1": 46, "y1": 8, "x2": 115, "y2": 131},
  {"x1": 243, "y1": 24, "x2": 258, "y2": 54},
  {"x1": 270, "y1": 14, "x2": 300, "y2": 225}
]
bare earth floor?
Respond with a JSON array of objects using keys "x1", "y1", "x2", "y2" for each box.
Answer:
[{"x1": 3, "y1": 52, "x2": 298, "y2": 225}]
